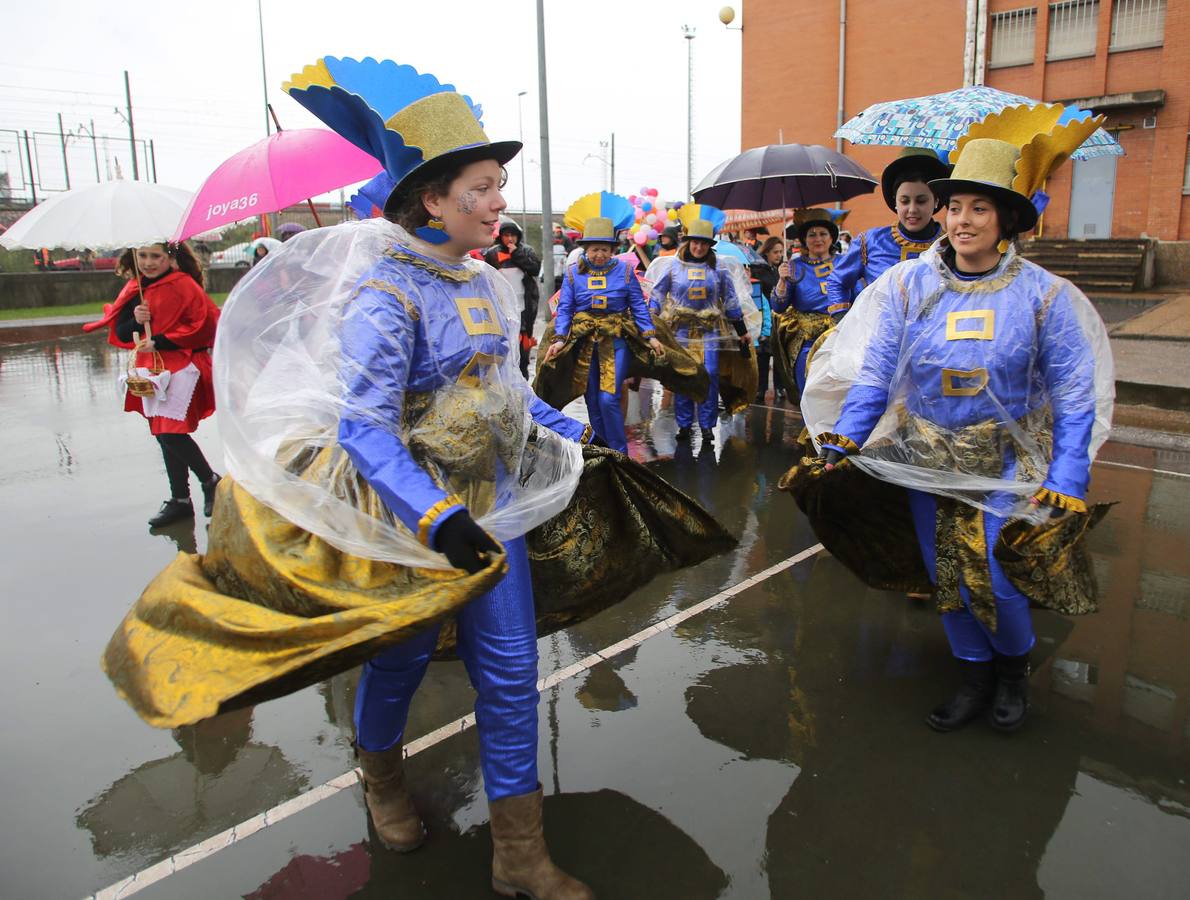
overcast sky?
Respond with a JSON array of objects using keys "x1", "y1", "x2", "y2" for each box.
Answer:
[{"x1": 0, "y1": 0, "x2": 746, "y2": 214}]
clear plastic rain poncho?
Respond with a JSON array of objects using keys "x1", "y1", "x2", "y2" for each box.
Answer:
[
  {"x1": 800, "y1": 242, "x2": 1114, "y2": 517},
  {"x1": 642, "y1": 253, "x2": 762, "y2": 340},
  {"x1": 214, "y1": 218, "x2": 584, "y2": 568}
]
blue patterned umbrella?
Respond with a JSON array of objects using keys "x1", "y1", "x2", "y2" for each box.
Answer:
[{"x1": 836, "y1": 86, "x2": 1123, "y2": 161}]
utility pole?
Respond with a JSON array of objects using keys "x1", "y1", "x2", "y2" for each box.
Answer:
[
  {"x1": 149, "y1": 139, "x2": 157, "y2": 182},
  {"x1": 537, "y1": 0, "x2": 555, "y2": 296},
  {"x1": 57, "y1": 113, "x2": 71, "y2": 190},
  {"x1": 23, "y1": 130, "x2": 36, "y2": 203},
  {"x1": 124, "y1": 70, "x2": 139, "y2": 180},
  {"x1": 517, "y1": 90, "x2": 528, "y2": 229},
  {"x1": 598, "y1": 140, "x2": 610, "y2": 190},
  {"x1": 683, "y1": 26, "x2": 696, "y2": 197},
  {"x1": 258, "y1": 0, "x2": 271, "y2": 135},
  {"x1": 610, "y1": 132, "x2": 615, "y2": 194}
]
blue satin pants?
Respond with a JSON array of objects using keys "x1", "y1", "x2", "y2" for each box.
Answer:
[
  {"x1": 585, "y1": 337, "x2": 630, "y2": 454},
  {"x1": 794, "y1": 341, "x2": 813, "y2": 395},
  {"x1": 907, "y1": 489, "x2": 1036, "y2": 661},
  {"x1": 675, "y1": 336, "x2": 720, "y2": 430},
  {"x1": 354, "y1": 536, "x2": 539, "y2": 800}
]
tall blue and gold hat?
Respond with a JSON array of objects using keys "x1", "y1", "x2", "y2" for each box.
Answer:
[
  {"x1": 677, "y1": 203, "x2": 726, "y2": 241},
  {"x1": 283, "y1": 57, "x2": 521, "y2": 213},
  {"x1": 564, "y1": 192, "x2": 635, "y2": 244}
]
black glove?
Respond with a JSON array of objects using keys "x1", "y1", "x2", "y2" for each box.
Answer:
[
  {"x1": 823, "y1": 448, "x2": 846, "y2": 468},
  {"x1": 433, "y1": 510, "x2": 500, "y2": 574},
  {"x1": 731, "y1": 319, "x2": 751, "y2": 358}
]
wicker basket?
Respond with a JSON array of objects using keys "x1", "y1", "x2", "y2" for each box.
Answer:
[{"x1": 126, "y1": 349, "x2": 165, "y2": 398}]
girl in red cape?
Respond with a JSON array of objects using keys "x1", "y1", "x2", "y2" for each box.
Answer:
[{"x1": 85, "y1": 243, "x2": 221, "y2": 527}]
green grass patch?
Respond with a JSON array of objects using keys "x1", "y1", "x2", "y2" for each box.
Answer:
[{"x1": 0, "y1": 292, "x2": 229, "y2": 321}]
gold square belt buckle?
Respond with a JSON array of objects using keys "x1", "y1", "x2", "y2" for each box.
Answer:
[
  {"x1": 819, "y1": 282, "x2": 829, "y2": 296},
  {"x1": 590, "y1": 294, "x2": 609, "y2": 310},
  {"x1": 688, "y1": 268, "x2": 705, "y2": 281},
  {"x1": 814, "y1": 262, "x2": 833, "y2": 278},
  {"x1": 587, "y1": 276, "x2": 608, "y2": 290},
  {"x1": 945, "y1": 309, "x2": 995, "y2": 341},
  {"x1": 458, "y1": 351, "x2": 502, "y2": 387},
  {"x1": 454, "y1": 297, "x2": 504, "y2": 337},
  {"x1": 941, "y1": 367, "x2": 989, "y2": 396},
  {"x1": 688, "y1": 286, "x2": 707, "y2": 301}
]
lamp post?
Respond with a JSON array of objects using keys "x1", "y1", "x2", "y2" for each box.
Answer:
[
  {"x1": 536, "y1": 0, "x2": 555, "y2": 296},
  {"x1": 517, "y1": 90, "x2": 528, "y2": 229},
  {"x1": 683, "y1": 25, "x2": 696, "y2": 197}
]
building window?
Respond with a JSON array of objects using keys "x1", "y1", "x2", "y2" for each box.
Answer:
[
  {"x1": 1110, "y1": 0, "x2": 1165, "y2": 50},
  {"x1": 1048, "y1": 0, "x2": 1100, "y2": 60},
  {"x1": 1183, "y1": 137, "x2": 1190, "y2": 194},
  {"x1": 990, "y1": 8, "x2": 1038, "y2": 67}
]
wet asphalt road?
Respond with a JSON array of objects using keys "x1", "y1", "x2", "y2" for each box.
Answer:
[{"x1": 1, "y1": 330, "x2": 1188, "y2": 899}]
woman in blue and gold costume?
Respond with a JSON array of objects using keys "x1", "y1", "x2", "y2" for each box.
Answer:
[
  {"x1": 825, "y1": 148, "x2": 951, "y2": 311},
  {"x1": 788, "y1": 106, "x2": 1114, "y2": 736},
  {"x1": 100, "y1": 59, "x2": 736, "y2": 900},
  {"x1": 769, "y1": 208, "x2": 842, "y2": 401},
  {"x1": 646, "y1": 204, "x2": 755, "y2": 445},
  {"x1": 536, "y1": 192, "x2": 708, "y2": 455}
]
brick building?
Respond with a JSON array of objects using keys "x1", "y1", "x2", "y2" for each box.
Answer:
[{"x1": 739, "y1": 0, "x2": 1189, "y2": 241}]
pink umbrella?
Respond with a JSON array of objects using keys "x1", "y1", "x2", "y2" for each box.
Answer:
[{"x1": 173, "y1": 128, "x2": 382, "y2": 241}]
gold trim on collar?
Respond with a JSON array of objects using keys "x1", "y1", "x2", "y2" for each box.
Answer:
[
  {"x1": 891, "y1": 226, "x2": 937, "y2": 261},
  {"x1": 385, "y1": 248, "x2": 477, "y2": 283}
]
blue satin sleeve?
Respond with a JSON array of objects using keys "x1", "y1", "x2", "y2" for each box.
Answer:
[
  {"x1": 337, "y1": 287, "x2": 463, "y2": 546},
  {"x1": 826, "y1": 239, "x2": 864, "y2": 308},
  {"x1": 650, "y1": 268, "x2": 671, "y2": 316},
  {"x1": 1037, "y1": 292, "x2": 1097, "y2": 498},
  {"x1": 720, "y1": 267, "x2": 743, "y2": 321},
  {"x1": 770, "y1": 275, "x2": 793, "y2": 313},
  {"x1": 524, "y1": 387, "x2": 587, "y2": 442},
  {"x1": 555, "y1": 266, "x2": 576, "y2": 337},
  {"x1": 831, "y1": 290, "x2": 906, "y2": 448},
  {"x1": 626, "y1": 264, "x2": 656, "y2": 335}
]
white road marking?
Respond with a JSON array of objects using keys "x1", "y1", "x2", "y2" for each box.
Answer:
[{"x1": 88, "y1": 543, "x2": 826, "y2": 899}]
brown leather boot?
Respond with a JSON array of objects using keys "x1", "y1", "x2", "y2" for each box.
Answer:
[
  {"x1": 356, "y1": 743, "x2": 425, "y2": 852},
  {"x1": 490, "y1": 787, "x2": 593, "y2": 899}
]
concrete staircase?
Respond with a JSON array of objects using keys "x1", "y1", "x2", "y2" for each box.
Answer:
[{"x1": 1019, "y1": 238, "x2": 1150, "y2": 292}]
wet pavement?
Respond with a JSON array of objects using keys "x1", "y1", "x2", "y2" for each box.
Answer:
[{"x1": 2, "y1": 331, "x2": 1189, "y2": 899}]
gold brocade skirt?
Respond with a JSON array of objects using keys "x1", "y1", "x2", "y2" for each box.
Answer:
[
  {"x1": 533, "y1": 311, "x2": 709, "y2": 410},
  {"x1": 662, "y1": 307, "x2": 758, "y2": 415},
  {"x1": 779, "y1": 415, "x2": 1109, "y2": 627},
  {"x1": 769, "y1": 309, "x2": 832, "y2": 400},
  {"x1": 102, "y1": 446, "x2": 737, "y2": 728}
]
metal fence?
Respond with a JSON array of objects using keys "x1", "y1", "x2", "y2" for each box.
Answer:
[
  {"x1": 1110, "y1": 0, "x2": 1166, "y2": 49},
  {"x1": 1048, "y1": 0, "x2": 1101, "y2": 60},
  {"x1": 0, "y1": 128, "x2": 154, "y2": 205},
  {"x1": 990, "y1": 7, "x2": 1039, "y2": 67}
]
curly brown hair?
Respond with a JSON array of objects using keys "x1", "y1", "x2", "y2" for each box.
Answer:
[{"x1": 119, "y1": 243, "x2": 204, "y2": 288}]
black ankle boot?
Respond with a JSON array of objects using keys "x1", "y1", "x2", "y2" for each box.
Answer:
[
  {"x1": 701, "y1": 428, "x2": 715, "y2": 444},
  {"x1": 926, "y1": 660, "x2": 994, "y2": 732},
  {"x1": 201, "y1": 473, "x2": 222, "y2": 517},
  {"x1": 990, "y1": 654, "x2": 1030, "y2": 732},
  {"x1": 676, "y1": 426, "x2": 692, "y2": 441},
  {"x1": 148, "y1": 498, "x2": 194, "y2": 528}
]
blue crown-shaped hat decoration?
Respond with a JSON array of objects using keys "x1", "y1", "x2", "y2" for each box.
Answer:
[{"x1": 283, "y1": 57, "x2": 521, "y2": 207}]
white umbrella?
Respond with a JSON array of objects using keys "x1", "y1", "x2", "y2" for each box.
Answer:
[{"x1": 0, "y1": 180, "x2": 193, "y2": 252}]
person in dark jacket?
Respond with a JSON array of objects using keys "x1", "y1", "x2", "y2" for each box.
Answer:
[{"x1": 483, "y1": 220, "x2": 541, "y2": 378}]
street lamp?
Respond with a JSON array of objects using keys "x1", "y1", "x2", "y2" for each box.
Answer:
[
  {"x1": 582, "y1": 141, "x2": 611, "y2": 190},
  {"x1": 517, "y1": 90, "x2": 528, "y2": 228},
  {"x1": 683, "y1": 25, "x2": 696, "y2": 197}
]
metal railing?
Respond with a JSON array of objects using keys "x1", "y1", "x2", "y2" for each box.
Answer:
[
  {"x1": 1048, "y1": 0, "x2": 1100, "y2": 60},
  {"x1": 990, "y1": 7, "x2": 1039, "y2": 67},
  {"x1": 1110, "y1": 0, "x2": 1165, "y2": 49}
]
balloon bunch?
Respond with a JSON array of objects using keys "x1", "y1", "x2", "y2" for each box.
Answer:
[{"x1": 626, "y1": 186, "x2": 683, "y2": 247}]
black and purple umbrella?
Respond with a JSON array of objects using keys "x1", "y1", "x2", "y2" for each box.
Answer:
[{"x1": 692, "y1": 144, "x2": 877, "y2": 210}]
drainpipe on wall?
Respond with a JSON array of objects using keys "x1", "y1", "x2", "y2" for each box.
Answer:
[
  {"x1": 964, "y1": 0, "x2": 977, "y2": 86},
  {"x1": 974, "y1": 0, "x2": 988, "y2": 86},
  {"x1": 836, "y1": 0, "x2": 846, "y2": 155}
]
